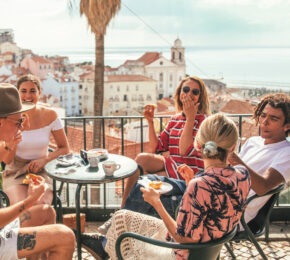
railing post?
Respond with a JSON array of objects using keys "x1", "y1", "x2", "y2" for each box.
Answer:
[
  {"x1": 83, "y1": 118, "x2": 86, "y2": 150},
  {"x1": 140, "y1": 118, "x2": 143, "y2": 152},
  {"x1": 121, "y1": 118, "x2": 124, "y2": 155}
]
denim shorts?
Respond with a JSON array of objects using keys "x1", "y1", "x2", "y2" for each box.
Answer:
[{"x1": 124, "y1": 174, "x2": 186, "y2": 219}]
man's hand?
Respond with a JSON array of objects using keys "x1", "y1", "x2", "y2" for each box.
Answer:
[
  {"x1": 227, "y1": 152, "x2": 244, "y2": 166},
  {"x1": 140, "y1": 187, "x2": 161, "y2": 207},
  {"x1": 27, "y1": 176, "x2": 46, "y2": 202},
  {"x1": 177, "y1": 164, "x2": 195, "y2": 185}
]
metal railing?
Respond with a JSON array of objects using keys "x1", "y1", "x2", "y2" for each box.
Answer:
[{"x1": 56, "y1": 114, "x2": 289, "y2": 221}]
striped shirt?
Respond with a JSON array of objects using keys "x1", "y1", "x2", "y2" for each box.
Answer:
[{"x1": 156, "y1": 113, "x2": 205, "y2": 180}]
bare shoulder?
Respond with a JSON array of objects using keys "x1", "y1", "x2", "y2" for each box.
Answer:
[{"x1": 37, "y1": 104, "x2": 58, "y2": 122}]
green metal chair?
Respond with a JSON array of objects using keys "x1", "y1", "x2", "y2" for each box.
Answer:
[
  {"x1": 115, "y1": 226, "x2": 237, "y2": 260},
  {"x1": 0, "y1": 189, "x2": 10, "y2": 208},
  {"x1": 225, "y1": 184, "x2": 285, "y2": 260}
]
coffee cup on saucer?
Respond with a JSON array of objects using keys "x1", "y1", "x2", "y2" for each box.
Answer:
[{"x1": 102, "y1": 161, "x2": 121, "y2": 176}]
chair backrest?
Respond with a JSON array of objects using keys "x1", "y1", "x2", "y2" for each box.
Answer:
[
  {"x1": 246, "y1": 184, "x2": 284, "y2": 235},
  {"x1": 187, "y1": 226, "x2": 237, "y2": 260}
]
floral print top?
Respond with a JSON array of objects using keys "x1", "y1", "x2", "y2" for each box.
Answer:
[{"x1": 172, "y1": 165, "x2": 250, "y2": 260}]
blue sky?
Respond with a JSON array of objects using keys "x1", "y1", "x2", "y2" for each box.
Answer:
[{"x1": 1, "y1": 0, "x2": 290, "y2": 51}]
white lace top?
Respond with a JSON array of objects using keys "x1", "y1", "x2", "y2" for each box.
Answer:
[{"x1": 16, "y1": 118, "x2": 63, "y2": 160}]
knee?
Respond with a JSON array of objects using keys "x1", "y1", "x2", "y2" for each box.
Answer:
[
  {"x1": 43, "y1": 205, "x2": 56, "y2": 224},
  {"x1": 54, "y1": 224, "x2": 76, "y2": 249},
  {"x1": 135, "y1": 153, "x2": 151, "y2": 170}
]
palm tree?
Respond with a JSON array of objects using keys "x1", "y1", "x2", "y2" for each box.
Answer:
[{"x1": 70, "y1": 0, "x2": 121, "y2": 147}]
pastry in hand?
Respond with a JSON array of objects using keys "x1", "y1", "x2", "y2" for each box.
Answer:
[
  {"x1": 23, "y1": 173, "x2": 42, "y2": 185},
  {"x1": 149, "y1": 180, "x2": 163, "y2": 189}
]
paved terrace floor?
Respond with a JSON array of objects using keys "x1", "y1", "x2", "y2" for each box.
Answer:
[{"x1": 72, "y1": 221, "x2": 290, "y2": 259}]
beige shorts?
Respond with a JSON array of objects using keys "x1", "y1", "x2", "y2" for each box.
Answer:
[
  {"x1": 0, "y1": 218, "x2": 20, "y2": 260},
  {"x1": 2, "y1": 156, "x2": 52, "y2": 191}
]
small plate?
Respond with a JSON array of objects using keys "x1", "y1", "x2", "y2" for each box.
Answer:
[
  {"x1": 154, "y1": 182, "x2": 173, "y2": 194},
  {"x1": 138, "y1": 178, "x2": 173, "y2": 195}
]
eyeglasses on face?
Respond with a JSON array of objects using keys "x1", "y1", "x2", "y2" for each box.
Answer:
[
  {"x1": 5, "y1": 116, "x2": 25, "y2": 128},
  {"x1": 182, "y1": 86, "x2": 200, "y2": 96}
]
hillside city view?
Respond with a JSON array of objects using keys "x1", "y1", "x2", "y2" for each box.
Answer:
[{"x1": 1, "y1": 0, "x2": 290, "y2": 259}]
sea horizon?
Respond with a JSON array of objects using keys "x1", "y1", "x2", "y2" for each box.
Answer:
[{"x1": 35, "y1": 46, "x2": 290, "y2": 91}]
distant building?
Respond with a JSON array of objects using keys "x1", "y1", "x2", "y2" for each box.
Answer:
[
  {"x1": 105, "y1": 38, "x2": 186, "y2": 99},
  {"x1": 42, "y1": 74, "x2": 79, "y2": 116},
  {"x1": 0, "y1": 42, "x2": 22, "y2": 65},
  {"x1": 78, "y1": 73, "x2": 158, "y2": 116},
  {"x1": 0, "y1": 29, "x2": 14, "y2": 44},
  {"x1": 21, "y1": 56, "x2": 54, "y2": 79}
]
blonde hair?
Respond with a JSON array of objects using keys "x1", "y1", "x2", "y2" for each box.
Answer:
[
  {"x1": 174, "y1": 76, "x2": 211, "y2": 116},
  {"x1": 194, "y1": 113, "x2": 238, "y2": 161}
]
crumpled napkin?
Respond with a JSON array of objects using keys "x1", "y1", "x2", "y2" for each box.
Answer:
[{"x1": 54, "y1": 168, "x2": 76, "y2": 175}]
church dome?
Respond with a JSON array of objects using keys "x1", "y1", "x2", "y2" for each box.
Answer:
[{"x1": 174, "y1": 38, "x2": 182, "y2": 47}]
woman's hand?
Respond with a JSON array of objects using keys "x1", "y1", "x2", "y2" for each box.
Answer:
[
  {"x1": 27, "y1": 157, "x2": 48, "y2": 173},
  {"x1": 140, "y1": 186, "x2": 161, "y2": 207},
  {"x1": 143, "y1": 105, "x2": 155, "y2": 123},
  {"x1": 177, "y1": 164, "x2": 195, "y2": 185},
  {"x1": 181, "y1": 95, "x2": 199, "y2": 120},
  {"x1": 27, "y1": 176, "x2": 46, "y2": 202}
]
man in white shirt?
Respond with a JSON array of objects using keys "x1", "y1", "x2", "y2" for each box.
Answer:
[
  {"x1": 0, "y1": 83, "x2": 75, "y2": 260},
  {"x1": 229, "y1": 93, "x2": 290, "y2": 224}
]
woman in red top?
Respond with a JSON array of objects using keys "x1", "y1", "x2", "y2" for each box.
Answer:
[{"x1": 120, "y1": 76, "x2": 210, "y2": 207}]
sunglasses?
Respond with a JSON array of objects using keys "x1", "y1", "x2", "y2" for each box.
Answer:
[
  {"x1": 6, "y1": 116, "x2": 25, "y2": 128},
  {"x1": 182, "y1": 86, "x2": 200, "y2": 96}
]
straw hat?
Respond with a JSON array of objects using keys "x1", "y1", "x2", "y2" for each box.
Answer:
[{"x1": 0, "y1": 83, "x2": 34, "y2": 117}]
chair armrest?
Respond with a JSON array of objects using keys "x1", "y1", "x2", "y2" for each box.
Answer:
[
  {"x1": 246, "y1": 184, "x2": 285, "y2": 204},
  {"x1": 116, "y1": 226, "x2": 237, "y2": 260}
]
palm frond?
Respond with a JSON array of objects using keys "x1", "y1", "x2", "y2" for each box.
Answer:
[{"x1": 80, "y1": 0, "x2": 121, "y2": 36}]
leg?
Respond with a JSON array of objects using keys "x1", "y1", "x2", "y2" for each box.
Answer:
[
  {"x1": 5, "y1": 184, "x2": 53, "y2": 205},
  {"x1": 20, "y1": 204, "x2": 56, "y2": 227},
  {"x1": 17, "y1": 224, "x2": 75, "y2": 260},
  {"x1": 121, "y1": 153, "x2": 165, "y2": 207}
]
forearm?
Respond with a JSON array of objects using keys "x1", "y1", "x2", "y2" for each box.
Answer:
[
  {"x1": 229, "y1": 153, "x2": 282, "y2": 195},
  {"x1": 0, "y1": 196, "x2": 36, "y2": 228},
  {"x1": 46, "y1": 145, "x2": 70, "y2": 163},
  {"x1": 153, "y1": 200, "x2": 193, "y2": 243},
  {"x1": 147, "y1": 120, "x2": 158, "y2": 153},
  {"x1": 179, "y1": 117, "x2": 195, "y2": 156}
]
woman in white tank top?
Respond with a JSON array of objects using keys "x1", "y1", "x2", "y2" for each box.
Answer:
[{"x1": 2, "y1": 74, "x2": 70, "y2": 207}]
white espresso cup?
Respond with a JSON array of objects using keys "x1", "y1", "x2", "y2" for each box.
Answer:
[
  {"x1": 102, "y1": 161, "x2": 121, "y2": 176},
  {"x1": 87, "y1": 151, "x2": 100, "y2": 167}
]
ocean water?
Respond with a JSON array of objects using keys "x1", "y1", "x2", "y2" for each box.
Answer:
[{"x1": 37, "y1": 46, "x2": 290, "y2": 91}]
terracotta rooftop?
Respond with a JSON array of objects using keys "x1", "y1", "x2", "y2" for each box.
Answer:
[
  {"x1": 137, "y1": 52, "x2": 160, "y2": 66},
  {"x1": 220, "y1": 99, "x2": 255, "y2": 114},
  {"x1": 105, "y1": 75, "x2": 156, "y2": 82},
  {"x1": 31, "y1": 56, "x2": 51, "y2": 64},
  {"x1": 12, "y1": 67, "x2": 30, "y2": 76},
  {"x1": 79, "y1": 71, "x2": 94, "y2": 80}
]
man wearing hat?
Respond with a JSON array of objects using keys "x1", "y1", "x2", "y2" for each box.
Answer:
[{"x1": 0, "y1": 83, "x2": 75, "y2": 260}]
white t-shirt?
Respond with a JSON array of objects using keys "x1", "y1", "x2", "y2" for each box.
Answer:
[{"x1": 239, "y1": 136, "x2": 290, "y2": 223}]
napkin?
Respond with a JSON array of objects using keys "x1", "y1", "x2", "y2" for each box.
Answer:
[{"x1": 55, "y1": 168, "x2": 76, "y2": 175}]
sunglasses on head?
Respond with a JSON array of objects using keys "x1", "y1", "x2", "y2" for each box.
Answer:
[{"x1": 182, "y1": 86, "x2": 200, "y2": 96}]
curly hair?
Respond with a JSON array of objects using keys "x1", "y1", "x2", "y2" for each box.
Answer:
[
  {"x1": 16, "y1": 74, "x2": 41, "y2": 91},
  {"x1": 174, "y1": 76, "x2": 211, "y2": 116},
  {"x1": 253, "y1": 93, "x2": 290, "y2": 125}
]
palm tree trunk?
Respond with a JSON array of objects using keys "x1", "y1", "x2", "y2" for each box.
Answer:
[{"x1": 93, "y1": 34, "x2": 104, "y2": 148}]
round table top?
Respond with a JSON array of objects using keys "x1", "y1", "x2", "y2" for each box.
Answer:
[{"x1": 44, "y1": 153, "x2": 138, "y2": 184}]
